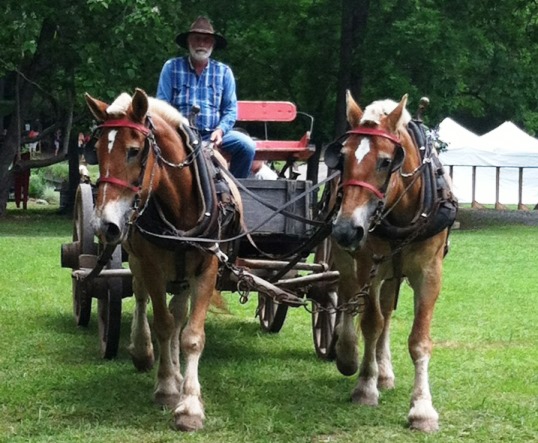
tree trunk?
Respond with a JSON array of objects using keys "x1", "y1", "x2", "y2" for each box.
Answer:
[
  {"x1": 334, "y1": 0, "x2": 370, "y2": 137},
  {"x1": 0, "y1": 19, "x2": 57, "y2": 216}
]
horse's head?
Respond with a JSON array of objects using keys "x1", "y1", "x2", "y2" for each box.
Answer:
[
  {"x1": 84, "y1": 88, "x2": 157, "y2": 245},
  {"x1": 330, "y1": 91, "x2": 412, "y2": 251}
]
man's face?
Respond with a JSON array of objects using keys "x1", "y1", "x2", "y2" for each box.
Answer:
[{"x1": 188, "y1": 33, "x2": 215, "y2": 62}]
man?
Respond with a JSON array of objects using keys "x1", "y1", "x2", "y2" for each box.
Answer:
[{"x1": 156, "y1": 16, "x2": 256, "y2": 178}]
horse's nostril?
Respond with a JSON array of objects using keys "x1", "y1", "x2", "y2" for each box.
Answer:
[
  {"x1": 356, "y1": 226, "x2": 364, "y2": 242},
  {"x1": 104, "y1": 223, "x2": 121, "y2": 243}
]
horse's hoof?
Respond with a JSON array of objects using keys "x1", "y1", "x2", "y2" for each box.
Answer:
[
  {"x1": 131, "y1": 354, "x2": 155, "y2": 372},
  {"x1": 128, "y1": 346, "x2": 155, "y2": 372},
  {"x1": 174, "y1": 414, "x2": 204, "y2": 432},
  {"x1": 409, "y1": 417, "x2": 439, "y2": 433},
  {"x1": 351, "y1": 386, "x2": 379, "y2": 406},
  {"x1": 408, "y1": 402, "x2": 439, "y2": 433},
  {"x1": 154, "y1": 390, "x2": 180, "y2": 409},
  {"x1": 377, "y1": 375, "x2": 395, "y2": 390},
  {"x1": 336, "y1": 358, "x2": 359, "y2": 376}
]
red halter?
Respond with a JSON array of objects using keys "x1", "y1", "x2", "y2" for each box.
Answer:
[
  {"x1": 341, "y1": 127, "x2": 401, "y2": 200},
  {"x1": 96, "y1": 119, "x2": 151, "y2": 193},
  {"x1": 346, "y1": 127, "x2": 401, "y2": 145},
  {"x1": 98, "y1": 176, "x2": 141, "y2": 193}
]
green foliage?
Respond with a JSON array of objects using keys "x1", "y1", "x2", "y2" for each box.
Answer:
[
  {"x1": 28, "y1": 171, "x2": 45, "y2": 198},
  {"x1": 40, "y1": 162, "x2": 70, "y2": 182},
  {"x1": 2, "y1": 0, "x2": 538, "y2": 146}
]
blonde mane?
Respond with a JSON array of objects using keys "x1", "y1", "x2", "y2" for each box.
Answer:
[
  {"x1": 106, "y1": 92, "x2": 189, "y2": 129},
  {"x1": 361, "y1": 99, "x2": 411, "y2": 129}
]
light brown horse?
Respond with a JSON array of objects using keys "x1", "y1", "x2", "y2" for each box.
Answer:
[
  {"x1": 85, "y1": 88, "x2": 242, "y2": 431},
  {"x1": 329, "y1": 91, "x2": 456, "y2": 432}
]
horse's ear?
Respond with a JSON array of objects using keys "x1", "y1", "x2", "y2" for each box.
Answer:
[
  {"x1": 386, "y1": 94, "x2": 408, "y2": 132},
  {"x1": 346, "y1": 90, "x2": 363, "y2": 127},
  {"x1": 85, "y1": 93, "x2": 108, "y2": 122},
  {"x1": 131, "y1": 88, "x2": 149, "y2": 122}
]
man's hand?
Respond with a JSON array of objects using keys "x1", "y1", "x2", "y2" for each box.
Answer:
[{"x1": 210, "y1": 128, "x2": 224, "y2": 147}]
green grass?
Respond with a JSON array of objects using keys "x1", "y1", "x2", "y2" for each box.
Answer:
[{"x1": 1, "y1": 206, "x2": 537, "y2": 442}]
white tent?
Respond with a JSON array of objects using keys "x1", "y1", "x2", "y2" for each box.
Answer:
[{"x1": 438, "y1": 119, "x2": 538, "y2": 205}]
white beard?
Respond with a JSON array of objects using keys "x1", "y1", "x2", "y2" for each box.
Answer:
[{"x1": 189, "y1": 46, "x2": 213, "y2": 63}]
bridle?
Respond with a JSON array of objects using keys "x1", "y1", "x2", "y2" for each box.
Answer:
[
  {"x1": 95, "y1": 118, "x2": 152, "y2": 194},
  {"x1": 341, "y1": 127, "x2": 402, "y2": 200}
]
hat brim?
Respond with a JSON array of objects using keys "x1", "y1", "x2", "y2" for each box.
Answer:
[{"x1": 175, "y1": 31, "x2": 227, "y2": 50}]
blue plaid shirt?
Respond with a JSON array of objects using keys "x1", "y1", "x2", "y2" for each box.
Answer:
[{"x1": 156, "y1": 57, "x2": 237, "y2": 135}]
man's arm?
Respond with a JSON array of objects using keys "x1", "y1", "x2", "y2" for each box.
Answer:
[{"x1": 216, "y1": 66, "x2": 237, "y2": 135}]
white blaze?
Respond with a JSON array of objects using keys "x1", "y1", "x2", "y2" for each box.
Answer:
[
  {"x1": 108, "y1": 129, "x2": 117, "y2": 153},
  {"x1": 355, "y1": 138, "x2": 370, "y2": 163}
]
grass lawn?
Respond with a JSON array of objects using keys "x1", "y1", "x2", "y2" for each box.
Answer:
[{"x1": 0, "y1": 204, "x2": 537, "y2": 442}]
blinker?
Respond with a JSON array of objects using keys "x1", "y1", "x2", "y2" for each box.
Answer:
[
  {"x1": 83, "y1": 136, "x2": 99, "y2": 165},
  {"x1": 324, "y1": 141, "x2": 344, "y2": 170}
]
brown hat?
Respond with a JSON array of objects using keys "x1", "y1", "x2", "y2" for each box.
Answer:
[{"x1": 175, "y1": 16, "x2": 227, "y2": 50}]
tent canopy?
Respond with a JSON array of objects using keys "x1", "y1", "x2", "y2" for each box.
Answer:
[{"x1": 437, "y1": 118, "x2": 538, "y2": 204}]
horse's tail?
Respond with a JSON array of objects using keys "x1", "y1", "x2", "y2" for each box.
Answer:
[{"x1": 209, "y1": 289, "x2": 230, "y2": 314}]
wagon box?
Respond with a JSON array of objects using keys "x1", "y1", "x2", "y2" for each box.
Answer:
[{"x1": 238, "y1": 178, "x2": 314, "y2": 255}]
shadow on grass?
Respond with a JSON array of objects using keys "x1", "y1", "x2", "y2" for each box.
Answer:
[{"x1": 30, "y1": 305, "x2": 408, "y2": 437}]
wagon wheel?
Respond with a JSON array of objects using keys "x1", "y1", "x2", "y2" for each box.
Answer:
[
  {"x1": 309, "y1": 237, "x2": 340, "y2": 361},
  {"x1": 72, "y1": 184, "x2": 96, "y2": 326},
  {"x1": 257, "y1": 293, "x2": 288, "y2": 333},
  {"x1": 97, "y1": 245, "x2": 123, "y2": 359}
]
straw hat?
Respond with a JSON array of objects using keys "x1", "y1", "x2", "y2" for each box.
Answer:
[{"x1": 175, "y1": 16, "x2": 227, "y2": 50}]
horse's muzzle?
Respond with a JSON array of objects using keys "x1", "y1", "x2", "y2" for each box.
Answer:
[
  {"x1": 100, "y1": 221, "x2": 123, "y2": 244},
  {"x1": 332, "y1": 218, "x2": 365, "y2": 252},
  {"x1": 92, "y1": 203, "x2": 131, "y2": 246}
]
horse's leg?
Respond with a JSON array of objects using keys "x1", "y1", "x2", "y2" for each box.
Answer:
[
  {"x1": 168, "y1": 291, "x2": 189, "y2": 390},
  {"x1": 405, "y1": 255, "x2": 442, "y2": 433},
  {"x1": 376, "y1": 279, "x2": 397, "y2": 390},
  {"x1": 351, "y1": 280, "x2": 383, "y2": 406},
  {"x1": 149, "y1": 278, "x2": 182, "y2": 409},
  {"x1": 127, "y1": 274, "x2": 155, "y2": 372},
  {"x1": 333, "y1": 245, "x2": 359, "y2": 376},
  {"x1": 173, "y1": 257, "x2": 217, "y2": 432}
]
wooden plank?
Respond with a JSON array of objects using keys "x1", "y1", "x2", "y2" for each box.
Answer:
[{"x1": 237, "y1": 101, "x2": 297, "y2": 122}]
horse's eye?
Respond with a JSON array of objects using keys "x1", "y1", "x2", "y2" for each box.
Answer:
[
  {"x1": 376, "y1": 158, "x2": 391, "y2": 170},
  {"x1": 127, "y1": 148, "x2": 139, "y2": 161}
]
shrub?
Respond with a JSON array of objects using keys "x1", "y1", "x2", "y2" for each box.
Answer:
[
  {"x1": 29, "y1": 172, "x2": 45, "y2": 198},
  {"x1": 41, "y1": 186, "x2": 59, "y2": 204}
]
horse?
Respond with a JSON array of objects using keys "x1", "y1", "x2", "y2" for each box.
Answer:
[
  {"x1": 326, "y1": 91, "x2": 456, "y2": 432},
  {"x1": 84, "y1": 88, "x2": 242, "y2": 431}
]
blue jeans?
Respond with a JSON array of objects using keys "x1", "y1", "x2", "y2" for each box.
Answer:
[{"x1": 203, "y1": 130, "x2": 256, "y2": 178}]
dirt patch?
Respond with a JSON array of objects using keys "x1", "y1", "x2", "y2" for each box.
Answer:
[{"x1": 456, "y1": 207, "x2": 538, "y2": 229}]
